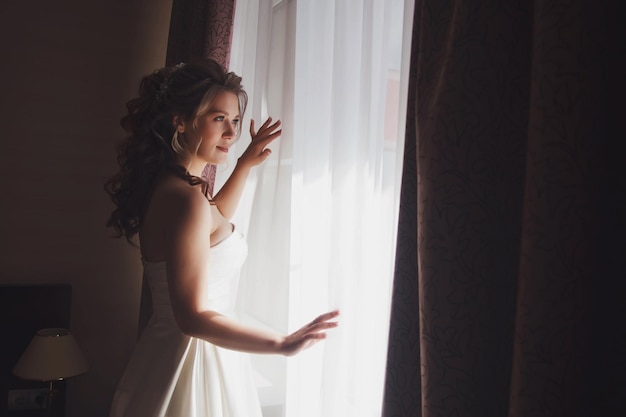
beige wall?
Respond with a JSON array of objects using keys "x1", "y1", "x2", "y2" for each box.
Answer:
[{"x1": 0, "y1": 1, "x2": 172, "y2": 415}]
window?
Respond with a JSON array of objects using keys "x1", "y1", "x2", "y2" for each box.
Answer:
[{"x1": 215, "y1": 1, "x2": 414, "y2": 415}]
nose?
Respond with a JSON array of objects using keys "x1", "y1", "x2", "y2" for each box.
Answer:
[{"x1": 224, "y1": 122, "x2": 236, "y2": 139}]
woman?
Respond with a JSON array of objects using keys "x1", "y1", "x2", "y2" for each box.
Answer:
[{"x1": 105, "y1": 59, "x2": 339, "y2": 416}]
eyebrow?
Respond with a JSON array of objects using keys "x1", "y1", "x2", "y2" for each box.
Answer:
[{"x1": 208, "y1": 108, "x2": 240, "y2": 117}]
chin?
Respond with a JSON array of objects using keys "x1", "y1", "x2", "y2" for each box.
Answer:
[{"x1": 210, "y1": 156, "x2": 228, "y2": 166}]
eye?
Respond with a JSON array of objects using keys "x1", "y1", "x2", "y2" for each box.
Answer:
[
  {"x1": 214, "y1": 116, "x2": 225, "y2": 122},
  {"x1": 232, "y1": 119, "x2": 240, "y2": 126}
]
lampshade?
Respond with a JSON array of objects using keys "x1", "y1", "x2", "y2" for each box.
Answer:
[{"x1": 13, "y1": 328, "x2": 89, "y2": 381}]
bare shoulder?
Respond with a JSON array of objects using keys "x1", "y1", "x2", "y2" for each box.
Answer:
[
  {"x1": 152, "y1": 176, "x2": 211, "y2": 222},
  {"x1": 140, "y1": 175, "x2": 212, "y2": 261}
]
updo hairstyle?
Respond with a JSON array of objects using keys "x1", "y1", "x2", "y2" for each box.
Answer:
[{"x1": 105, "y1": 59, "x2": 248, "y2": 243}]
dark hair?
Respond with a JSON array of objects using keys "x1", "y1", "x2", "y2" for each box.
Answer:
[{"x1": 105, "y1": 59, "x2": 248, "y2": 243}]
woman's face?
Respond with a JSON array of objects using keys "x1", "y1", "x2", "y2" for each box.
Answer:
[{"x1": 184, "y1": 91, "x2": 240, "y2": 174}]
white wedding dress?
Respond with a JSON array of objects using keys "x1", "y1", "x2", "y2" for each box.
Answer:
[{"x1": 109, "y1": 227, "x2": 263, "y2": 417}]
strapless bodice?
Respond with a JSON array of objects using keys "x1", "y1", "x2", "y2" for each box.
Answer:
[
  {"x1": 110, "y1": 226, "x2": 261, "y2": 417},
  {"x1": 142, "y1": 229, "x2": 248, "y2": 321}
]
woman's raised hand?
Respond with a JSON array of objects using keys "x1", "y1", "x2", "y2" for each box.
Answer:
[
  {"x1": 238, "y1": 117, "x2": 282, "y2": 168},
  {"x1": 279, "y1": 310, "x2": 340, "y2": 357}
]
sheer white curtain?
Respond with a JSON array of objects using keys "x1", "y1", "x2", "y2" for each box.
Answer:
[{"x1": 215, "y1": 0, "x2": 413, "y2": 415}]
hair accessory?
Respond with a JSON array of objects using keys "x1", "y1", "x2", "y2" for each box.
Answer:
[{"x1": 156, "y1": 62, "x2": 187, "y2": 102}]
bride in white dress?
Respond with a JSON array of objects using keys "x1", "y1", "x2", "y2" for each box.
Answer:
[{"x1": 105, "y1": 59, "x2": 339, "y2": 417}]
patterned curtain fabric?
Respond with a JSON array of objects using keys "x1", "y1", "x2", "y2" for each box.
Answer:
[
  {"x1": 166, "y1": 0, "x2": 235, "y2": 67},
  {"x1": 138, "y1": 0, "x2": 236, "y2": 336},
  {"x1": 383, "y1": 1, "x2": 625, "y2": 416}
]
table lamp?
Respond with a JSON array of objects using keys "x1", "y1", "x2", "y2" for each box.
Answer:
[{"x1": 13, "y1": 328, "x2": 88, "y2": 416}]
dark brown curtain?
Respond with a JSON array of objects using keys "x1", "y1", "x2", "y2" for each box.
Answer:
[
  {"x1": 165, "y1": 0, "x2": 235, "y2": 67},
  {"x1": 383, "y1": 0, "x2": 625, "y2": 416},
  {"x1": 138, "y1": 0, "x2": 237, "y2": 336}
]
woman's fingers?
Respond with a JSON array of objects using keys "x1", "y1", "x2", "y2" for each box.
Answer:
[
  {"x1": 295, "y1": 311, "x2": 339, "y2": 341},
  {"x1": 306, "y1": 310, "x2": 340, "y2": 329},
  {"x1": 279, "y1": 310, "x2": 339, "y2": 356},
  {"x1": 312, "y1": 309, "x2": 340, "y2": 323},
  {"x1": 258, "y1": 116, "x2": 273, "y2": 131},
  {"x1": 250, "y1": 118, "x2": 281, "y2": 141},
  {"x1": 304, "y1": 320, "x2": 339, "y2": 334},
  {"x1": 238, "y1": 118, "x2": 282, "y2": 168},
  {"x1": 306, "y1": 310, "x2": 340, "y2": 331}
]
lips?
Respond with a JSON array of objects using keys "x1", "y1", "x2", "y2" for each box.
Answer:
[{"x1": 216, "y1": 146, "x2": 229, "y2": 153}]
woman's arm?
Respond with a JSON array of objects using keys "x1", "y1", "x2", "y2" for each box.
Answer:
[
  {"x1": 163, "y1": 184, "x2": 338, "y2": 355},
  {"x1": 212, "y1": 117, "x2": 282, "y2": 219},
  {"x1": 174, "y1": 309, "x2": 339, "y2": 356}
]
